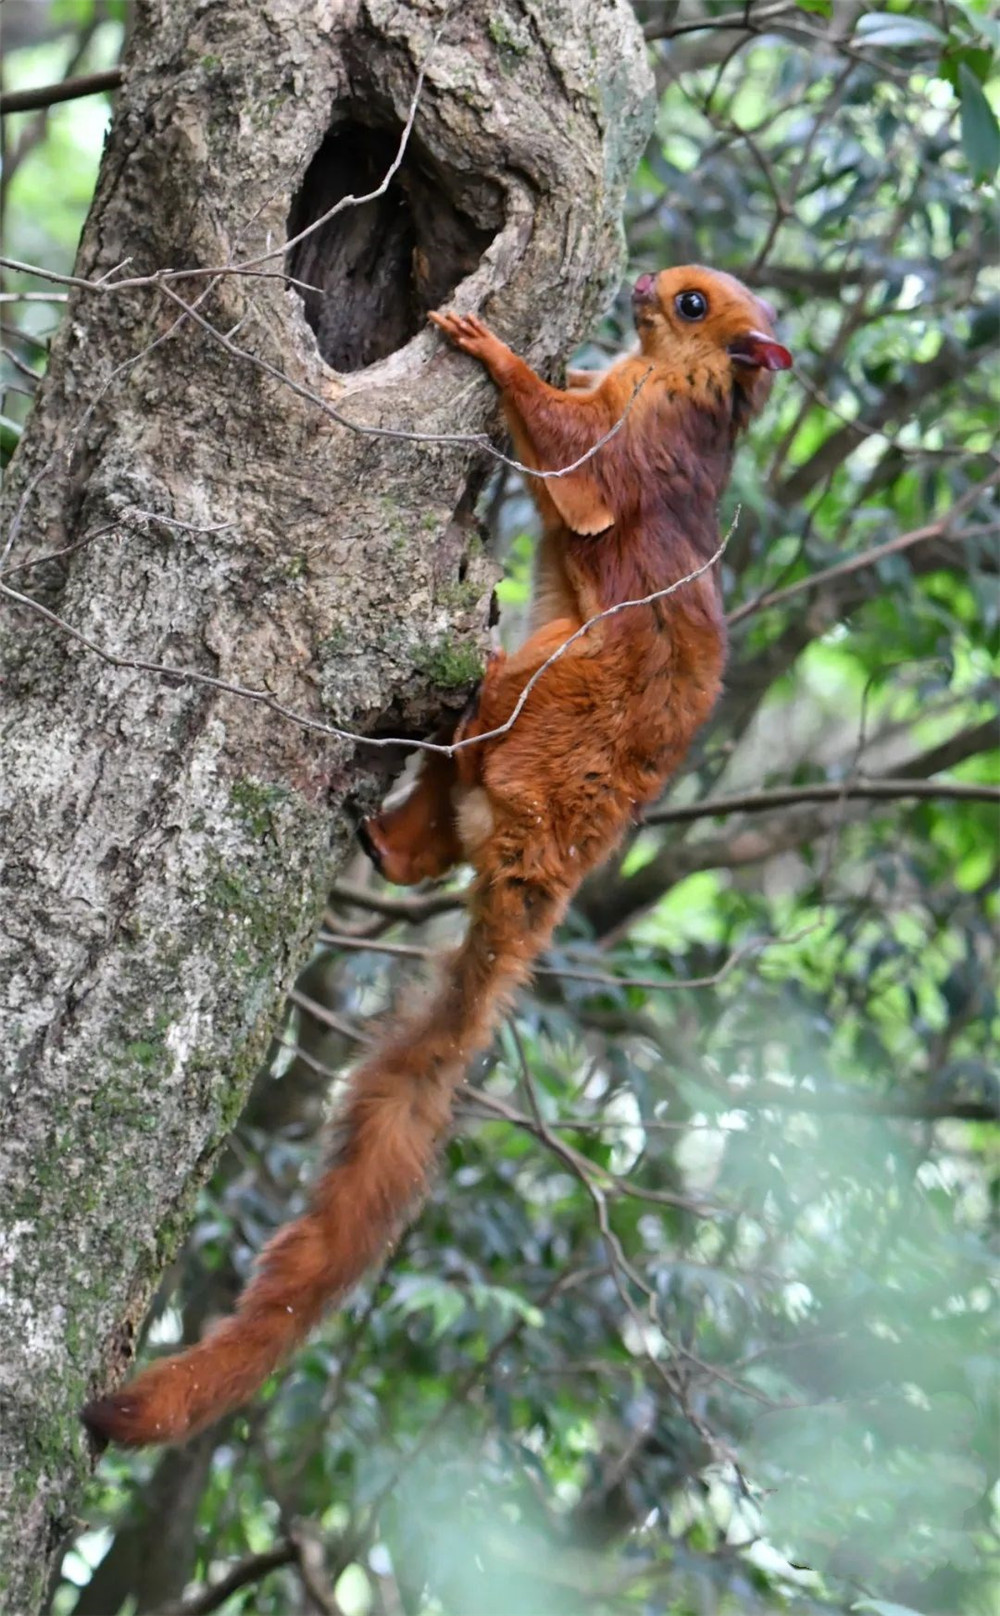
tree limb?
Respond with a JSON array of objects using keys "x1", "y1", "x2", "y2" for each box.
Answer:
[
  {"x1": 580, "y1": 720, "x2": 998, "y2": 938},
  {"x1": 158, "y1": 1544, "x2": 296, "y2": 1616},
  {"x1": 646, "y1": 774, "x2": 998, "y2": 827},
  {"x1": 0, "y1": 70, "x2": 124, "y2": 117}
]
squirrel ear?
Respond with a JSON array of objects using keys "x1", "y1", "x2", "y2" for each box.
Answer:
[
  {"x1": 542, "y1": 470, "x2": 614, "y2": 536},
  {"x1": 728, "y1": 330, "x2": 793, "y2": 372}
]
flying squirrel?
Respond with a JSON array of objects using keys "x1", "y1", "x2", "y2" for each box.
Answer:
[{"x1": 82, "y1": 266, "x2": 791, "y2": 1447}]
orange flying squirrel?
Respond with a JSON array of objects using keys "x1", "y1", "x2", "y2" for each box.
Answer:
[{"x1": 82, "y1": 266, "x2": 791, "y2": 1447}]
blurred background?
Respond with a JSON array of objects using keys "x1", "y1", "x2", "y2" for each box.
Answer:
[{"x1": 3, "y1": 2, "x2": 998, "y2": 1613}]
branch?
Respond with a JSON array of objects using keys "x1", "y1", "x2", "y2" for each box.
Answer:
[
  {"x1": 729, "y1": 475, "x2": 1000, "y2": 626},
  {"x1": 893, "y1": 718, "x2": 999, "y2": 778},
  {"x1": 329, "y1": 879, "x2": 464, "y2": 922},
  {"x1": 0, "y1": 290, "x2": 68, "y2": 304},
  {"x1": 158, "y1": 1543, "x2": 296, "y2": 1616},
  {"x1": 646, "y1": 0, "x2": 907, "y2": 80},
  {"x1": 155, "y1": 275, "x2": 655, "y2": 487},
  {"x1": 580, "y1": 720, "x2": 998, "y2": 938},
  {"x1": 0, "y1": 69, "x2": 123, "y2": 116},
  {"x1": 0, "y1": 257, "x2": 655, "y2": 487},
  {"x1": 644, "y1": 2, "x2": 806, "y2": 43},
  {"x1": 721, "y1": 1080, "x2": 999, "y2": 1125},
  {"x1": 288, "y1": 1525, "x2": 347, "y2": 1616},
  {"x1": 288, "y1": 989, "x2": 368, "y2": 1046},
  {"x1": 646, "y1": 775, "x2": 999, "y2": 827},
  {"x1": 465, "y1": 1083, "x2": 713, "y2": 1215},
  {"x1": 740, "y1": 251, "x2": 980, "y2": 299},
  {"x1": 0, "y1": 520, "x2": 727, "y2": 763},
  {"x1": 317, "y1": 925, "x2": 814, "y2": 997}
]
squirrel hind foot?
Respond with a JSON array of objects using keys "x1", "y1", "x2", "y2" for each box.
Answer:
[
  {"x1": 81, "y1": 1392, "x2": 156, "y2": 1451},
  {"x1": 357, "y1": 815, "x2": 390, "y2": 877}
]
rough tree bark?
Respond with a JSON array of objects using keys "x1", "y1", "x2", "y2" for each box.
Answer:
[{"x1": 0, "y1": 0, "x2": 652, "y2": 1606}]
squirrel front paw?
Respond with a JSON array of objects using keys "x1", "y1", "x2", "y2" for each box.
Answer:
[{"x1": 429, "y1": 310, "x2": 511, "y2": 371}]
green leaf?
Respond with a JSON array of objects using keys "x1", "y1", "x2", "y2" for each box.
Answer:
[
  {"x1": 51, "y1": 0, "x2": 97, "y2": 23},
  {"x1": 852, "y1": 1601, "x2": 928, "y2": 1616},
  {"x1": 853, "y1": 13, "x2": 945, "y2": 48},
  {"x1": 470, "y1": 1282, "x2": 544, "y2": 1327},
  {"x1": 390, "y1": 1276, "x2": 466, "y2": 1340},
  {"x1": 959, "y1": 63, "x2": 1000, "y2": 179},
  {"x1": 939, "y1": 44, "x2": 995, "y2": 92},
  {"x1": 0, "y1": 414, "x2": 22, "y2": 468},
  {"x1": 969, "y1": 299, "x2": 1000, "y2": 348},
  {"x1": 795, "y1": 0, "x2": 832, "y2": 15}
]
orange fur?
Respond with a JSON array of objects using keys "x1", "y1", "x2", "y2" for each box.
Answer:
[{"x1": 82, "y1": 267, "x2": 790, "y2": 1447}]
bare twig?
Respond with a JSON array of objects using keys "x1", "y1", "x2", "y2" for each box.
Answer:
[
  {"x1": 0, "y1": 290, "x2": 68, "y2": 304},
  {"x1": 316, "y1": 926, "x2": 803, "y2": 996},
  {"x1": 644, "y1": 2, "x2": 799, "y2": 43},
  {"x1": 452, "y1": 524, "x2": 732, "y2": 755},
  {"x1": 729, "y1": 477, "x2": 999, "y2": 626},
  {"x1": 0, "y1": 69, "x2": 123, "y2": 117},
  {"x1": 1, "y1": 346, "x2": 42, "y2": 383},
  {"x1": 329, "y1": 880, "x2": 464, "y2": 923},
  {"x1": 288, "y1": 990, "x2": 369, "y2": 1045},
  {"x1": 157, "y1": 1543, "x2": 296, "y2": 1616},
  {"x1": 646, "y1": 775, "x2": 999, "y2": 826},
  {"x1": 155, "y1": 276, "x2": 654, "y2": 485},
  {"x1": 0, "y1": 254, "x2": 653, "y2": 485},
  {"x1": 0, "y1": 520, "x2": 727, "y2": 760},
  {"x1": 228, "y1": 20, "x2": 444, "y2": 276}
]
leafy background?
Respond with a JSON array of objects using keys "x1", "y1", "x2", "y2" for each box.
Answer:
[{"x1": 3, "y1": 2, "x2": 998, "y2": 1613}]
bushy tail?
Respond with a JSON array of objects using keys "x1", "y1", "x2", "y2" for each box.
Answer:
[{"x1": 82, "y1": 868, "x2": 566, "y2": 1447}]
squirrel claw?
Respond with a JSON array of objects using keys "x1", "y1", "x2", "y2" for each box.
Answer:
[{"x1": 429, "y1": 310, "x2": 496, "y2": 354}]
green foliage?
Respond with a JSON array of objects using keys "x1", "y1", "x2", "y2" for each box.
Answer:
[{"x1": 958, "y1": 64, "x2": 1000, "y2": 177}]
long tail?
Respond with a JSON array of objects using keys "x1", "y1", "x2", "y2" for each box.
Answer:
[{"x1": 81, "y1": 867, "x2": 567, "y2": 1447}]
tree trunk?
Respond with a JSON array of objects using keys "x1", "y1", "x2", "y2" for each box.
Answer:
[{"x1": 0, "y1": 0, "x2": 652, "y2": 1606}]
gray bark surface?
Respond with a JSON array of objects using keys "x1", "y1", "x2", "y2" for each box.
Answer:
[{"x1": 0, "y1": 0, "x2": 652, "y2": 1606}]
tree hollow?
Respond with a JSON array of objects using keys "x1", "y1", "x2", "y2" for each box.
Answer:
[{"x1": 287, "y1": 120, "x2": 500, "y2": 371}]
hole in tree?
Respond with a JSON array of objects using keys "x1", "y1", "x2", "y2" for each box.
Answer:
[{"x1": 287, "y1": 121, "x2": 499, "y2": 373}]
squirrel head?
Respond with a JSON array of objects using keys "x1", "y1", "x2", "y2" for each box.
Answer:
[{"x1": 632, "y1": 266, "x2": 791, "y2": 417}]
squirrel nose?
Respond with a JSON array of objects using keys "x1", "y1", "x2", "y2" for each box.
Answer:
[{"x1": 632, "y1": 273, "x2": 656, "y2": 304}]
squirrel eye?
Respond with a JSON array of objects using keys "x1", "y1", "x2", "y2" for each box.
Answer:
[{"x1": 675, "y1": 290, "x2": 708, "y2": 322}]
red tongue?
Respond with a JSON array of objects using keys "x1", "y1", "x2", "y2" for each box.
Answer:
[{"x1": 729, "y1": 330, "x2": 793, "y2": 371}]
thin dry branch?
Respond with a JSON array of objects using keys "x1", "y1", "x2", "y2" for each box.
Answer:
[
  {"x1": 316, "y1": 926, "x2": 804, "y2": 996},
  {"x1": 0, "y1": 526, "x2": 727, "y2": 761},
  {"x1": 156, "y1": 276, "x2": 655, "y2": 485},
  {"x1": 329, "y1": 880, "x2": 463, "y2": 923},
  {"x1": 158, "y1": 1543, "x2": 296, "y2": 1616},
  {"x1": 0, "y1": 290, "x2": 68, "y2": 304},
  {"x1": 728, "y1": 476, "x2": 999, "y2": 626},
  {"x1": 646, "y1": 775, "x2": 999, "y2": 825},
  {"x1": 0, "y1": 70, "x2": 124, "y2": 116},
  {"x1": 644, "y1": 3, "x2": 805, "y2": 43},
  {"x1": 0, "y1": 256, "x2": 653, "y2": 485},
  {"x1": 720, "y1": 1079, "x2": 999, "y2": 1124},
  {"x1": 211, "y1": 20, "x2": 445, "y2": 277}
]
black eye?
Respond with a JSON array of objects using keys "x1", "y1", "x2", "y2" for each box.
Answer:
[{"x1": 675, "y1": 290, "x2": 708, "y2": 322}]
